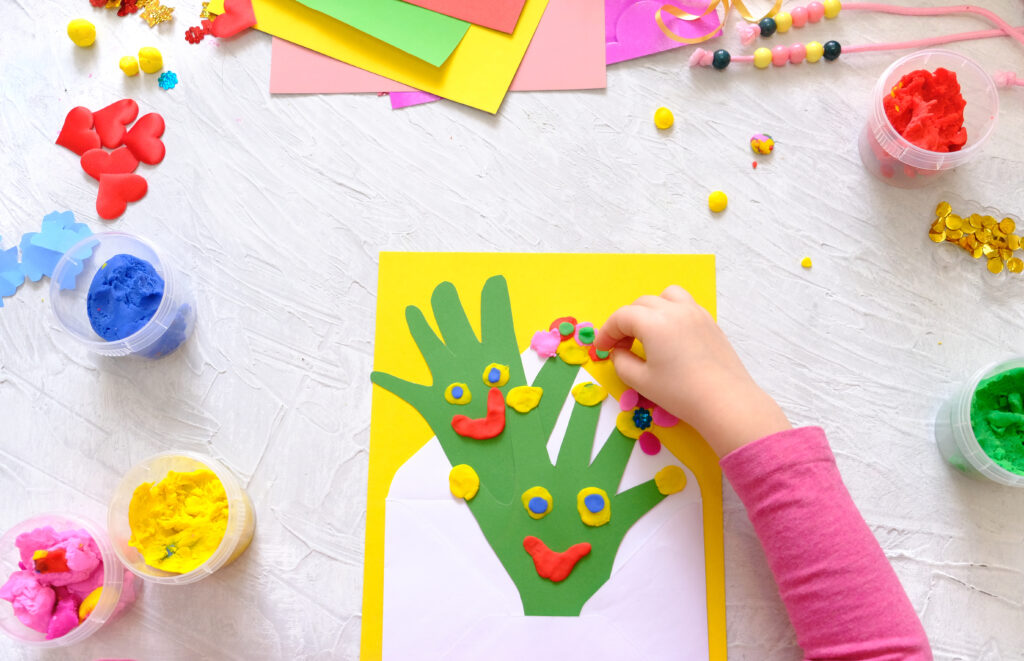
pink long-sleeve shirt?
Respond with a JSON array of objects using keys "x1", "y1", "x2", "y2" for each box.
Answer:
[{"x1": 720, "y1": 426, "x2": 932, "y2": 660}]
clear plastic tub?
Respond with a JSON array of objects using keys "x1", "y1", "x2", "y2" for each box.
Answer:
[
  {"x1": 108, "y1": 452, "x2": 255, "y2": 585},
  {"x1": 859, "y1": 49, "x2": 999, "y2": 189},
  {"x1": 934, "y1": 357, "x2": 1024, "y2": 487},
  {"x1": 0, "y1": 513, "x2": 136, "y2": 648},
  {"x1": 49, "y1": 232, "x2": 196, "y2": 358}
]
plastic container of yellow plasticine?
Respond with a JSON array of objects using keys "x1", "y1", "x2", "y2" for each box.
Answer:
[
  {"x1": 107, "y1": 452, "x2": 255, "y2": 585},
  {"x1": 859, "y1": 49, "x2": 999, "y2": 189},
  {"x1": 0, "y1": 513, "x2": 136, "y2": 648}
]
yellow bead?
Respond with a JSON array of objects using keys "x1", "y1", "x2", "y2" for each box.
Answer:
[
  {"x1": 67, "y1": 19, "x2": 96, "y2": 47},
  {"x1": 708, "y1": 190, "x2": 728, "y2": 213},
  {"x1": 774, "y1": 11, "x2": 793, "y2": 33},
  {"x1": 823, "y1": 0, "x2": 841, "y2": 18},
  {"x1": 805, "y1": 41, "x2": 824, "y2": 63},
  {"x1": 138, "y1": 47, "x2": 163, "y2": 74},
  {"x1": 119, "y1": 56, "x2": 140, "y2": 77},
  {"x1": 653, "y1": 107, "x2": 674, "y2": 130},
  {"x1": 753, "y1": 47, "x2": 772, "y2": 69},
  {"x1": 801, "y1": 257, "x2": 813, "y2": 269}
]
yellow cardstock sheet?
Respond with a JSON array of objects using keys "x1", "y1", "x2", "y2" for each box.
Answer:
[
  {"x1": 364, "y1": 252, "x2": 727, "y2": 660},
  {"x1": 207, "y1": 0, "x2": 548, "y2": 114}
]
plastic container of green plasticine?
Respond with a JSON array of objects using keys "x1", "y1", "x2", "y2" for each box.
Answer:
[
  {"x1": 934, "y1": 357, "x2": 1024, "y2": 487},
  {"x1": 0, "y1": 513, "x2": 136, "y2": 648},
  {"x1": 107, "y1": 452, "x2": 256, "y2": 585}
]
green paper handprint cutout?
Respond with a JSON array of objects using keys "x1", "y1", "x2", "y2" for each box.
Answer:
[{"x1": 371, "y1": 276, "x2": 686, "y2": 615}]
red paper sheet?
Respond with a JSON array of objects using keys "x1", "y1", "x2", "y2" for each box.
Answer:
[{"x1": 399, "y1": 0, "x2": 526, "y2": 33}]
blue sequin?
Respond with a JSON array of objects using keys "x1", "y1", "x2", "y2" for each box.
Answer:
[
  {"x1": 584, "y1": 494, "x2": 605, "y2": 513},
  {"x1": 633, "y1": 407, "x2": 653, "y2": 430},
  {"x1": 451, "y1": 385, "x2": 463, "y2": 399},
  {"x1": 488, "y1": 367, "x2": 501, "y2": 383},
  {"x1": 528, "y1": 497, "x2": 548, "y2": 514}
]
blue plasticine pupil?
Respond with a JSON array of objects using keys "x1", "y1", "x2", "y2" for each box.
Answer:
[
  {"x1": 451, "y1": 386, "x2": 463, "y2": 399},
  {"x1": 488, "y1": 367, "x2": 501, "y2": 383},
  {"x1": 584, "y1": 494, "x2": 605, "y2": 513},
  {"x1": 528, "y1": 497, "x2": 548, "y2": 514}
]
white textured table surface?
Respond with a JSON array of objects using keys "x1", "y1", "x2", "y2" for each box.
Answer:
[{"x1": 2, "y1": 0, "x2": 1024, "y2": 659}]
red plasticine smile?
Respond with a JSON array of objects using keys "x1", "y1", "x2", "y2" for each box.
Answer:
[
  {"x1": 451, "y1": 387, "x2": 506, "y2": 439},
  {"x1": 523, "y1": 536, "x2": 592, "y2": 582}
]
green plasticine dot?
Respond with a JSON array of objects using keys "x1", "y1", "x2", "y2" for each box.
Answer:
[
  {"x1": 595, "y1": 349, "x2": 610, "y2": 359},
  {"x1": 578, "y1": 326, "x2": 595, "y2": 345},
  {"x1": 558, "y1": 321, "x2": 574, "y2": 336}
]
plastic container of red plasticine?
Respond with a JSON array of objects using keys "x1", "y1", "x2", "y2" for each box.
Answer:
[
  {"x1": 859, "y1": 49, "x2": 999, "y2": 188},
  {"x1": 0, "y1": 513, "x2": 136, "y2": 648}
]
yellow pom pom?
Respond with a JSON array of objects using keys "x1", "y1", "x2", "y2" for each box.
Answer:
[
  {"x1": 119, "y1": 56, "x2": 140, "y2": 76},
  {"x1": 655, "y1": 465, "x2": 687, "y2": 495},
  {"x1": 774, "y1": 11, "x2": 793, "y2": 32},
  {"x1": 449, "y1": 464, "x2": 480, "y2": 500},
  {"x1": 506, "y1": 386, "x2": 542, "y2": 413},
  {"x1": 708, "y1": 190, "x2": 728, "y2": 213},
  {"x1": 806, "y1": 41, "x2": 824, "y2": 63},
  {"x1": 571, "y1": 382, "x2": 607, "y2": 407},
  {"x1": 823, "y1": 0, "x2": 841, "y2": 19},
  {"x1": 138, "y1": 47, "x2": 163, "y2": 74},
  {"x1": 67, "y1": 19, "x2": 96, "y2": 47},
  {"x1": 653, "y1": 107, "x2": 674, "y2": 130},
  {"x1": 801, "y1": 256, "x2": 813, "y2": 269},
  {"x1": 78, "y1": 587, "x2": 103, "y2": 623},
  {"x1": 522, "y1": 486, "x2": 553, "y2": 519},
  {"x1": 577, "y1": 487, "x2": 610, "y2": 527},
  {"x1": 753, "y1": 47, "x2": 772, "y2": 69}
]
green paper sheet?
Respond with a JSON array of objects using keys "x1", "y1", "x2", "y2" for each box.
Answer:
[{"x1": 295, "y1": 0, "x2": 469, "y2": 67}]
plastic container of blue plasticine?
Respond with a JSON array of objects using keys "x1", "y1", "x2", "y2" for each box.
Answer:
[
  {"x1": 49, "y1": 232, "x2": 196, "y2": 358},
  {"x1": 934, "y1": 357, "x2": 1024, "y2": 488},
  {"x1": 107, "y1": 452, "x2": 256, "y2": 585},
  {"x1": 859, "y1": 49, "x2": 999, "y2": 189},
  {"x1": 0, "y1": 513, "x2": 136, "y2": 648}
]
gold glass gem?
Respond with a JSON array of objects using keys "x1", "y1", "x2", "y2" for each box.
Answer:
[
  {"x1": 982, "y1": 215, "x2": 997, "y2": 228},
  {"x1": 945, "y1": 214, "x2": 963, "y2": 230},
  {"x1": 935, "y1": 201, "x2": 952, "y2": 217},
  {"x1": 999, "y1": 218, "x2": 1016, "y2": 234},
  {"x1": 946, "y1": 229, "x2": 964, "y2": 240},
  {"x1": 929, "y1": 231, "x2": 946, "y2": 243},
  {"x1": 1008, "y1": 258, "x2": 1024, "y2": 273},
  {"x1": 987, "y1": 258, "x2": 1004, "y2": 274}
]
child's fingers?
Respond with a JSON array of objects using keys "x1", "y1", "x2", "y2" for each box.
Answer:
[
  {"x1": 660, "y1": 285, "x2": 693, "y2": 304},
  {"x1": 609, "y1": 348, "x2": 648, "y2": 391},
  {"x1": 594, "y1": 305, "x2": 646, "y2": 350}
]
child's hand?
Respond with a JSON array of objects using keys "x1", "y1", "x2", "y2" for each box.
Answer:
[{"x1": 594, "y1": 285, "x2": 790, "y2": 457}]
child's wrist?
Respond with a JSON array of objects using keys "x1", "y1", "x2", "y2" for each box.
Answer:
[{"x1": 697, "y1": 386, "x2": 791, "y2": 457}]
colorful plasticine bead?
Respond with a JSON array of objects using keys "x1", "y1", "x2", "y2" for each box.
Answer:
[
  {"x1": 823, "y1": 0, "x2": 841, "y2": 18},
  {"x1": 823, "y1": 40, "x2": 842, "y2": 60},
  {"x1": 753, "y1": 47, "x2": 772, "y2": 69},
  {"x1": 708, "y1": 190, "x2": 728, "y2": 213},
  {"x1": 805, "y1": 41, "x2": 824, "y2": 63},
  {"x1": 807, "y1": 1, "x2": 825, "y2": 22},
  {"x1": 774, "y1": 11, "x2": 793, "y2": 32},
  {"x1": 119, "y1": 56, "x2": 140, "y2": 76},
  {"x1": 711, "y1": 49, "x2": 731, "y2": 69},
  {"x1": 138, "y1": 47, "x2": 163, "y2": 74},
  {"x1": 654, "y1": 107, "x2": 674, "y2": 130},
  {"x1": 771, "y1": 45, "x2": 788, "y2": 67},
  {"x1": 758, "y1": 17, "x2": 777, "y2": 37},
  {"x1": 67, "y1": 19, "x2": 97, "y2": 47},
  {"x1": 750, "y1": 134, "x2": 775, "y2": 154}
]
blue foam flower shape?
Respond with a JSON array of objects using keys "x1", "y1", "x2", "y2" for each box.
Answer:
[
  {"x1": 19, "y1": 211, "x2": 93, "y2": 282},
  {"x1": 158, "y1": 71, "x2": 178, "y2": 90},
  {"x1": 0, "y1": 238, "x2": 25, "y2": 307}
]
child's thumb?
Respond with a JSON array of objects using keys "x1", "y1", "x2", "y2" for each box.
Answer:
[{"x1": 610, "y1": 349, "x2": 649, "y2": 392}]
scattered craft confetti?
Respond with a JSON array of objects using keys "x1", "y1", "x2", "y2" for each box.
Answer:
[
  {"x1": 158, "y1": 71, "x2": 178, "y2": 90},
  {"x1": 92, "y1": 99, "x2": 140, "y2": 149},
  {"x1": 209, "y1": 0, "x2": 257, "y2": 38},
  {"x1": 138, "y1": 47, "x2": 163, "y2": 74},
  {"x1": 708, "y1": 190, "x2": 728, "y2": 213},
  {"x1": 96, "y1": 173, "x2": 148, "y2": 220},
  {"x1": 750, "y1": 133, "x2": 774, "y2": 154},
  {"x1": 118, "y1": 0, "x2": 140, "y2": 16},
  {"x1": 654, "y1": 107, "x2": 674, "y2": 130},
  {"x1": 18, "y1": 211, "x2": 93, "y2": 282},
  {"x1": 120, "y1": 56, "x2": 140, "y2": 76},
  {"x1": 0, "y1": 238, "x2": 25, "y2": 306},
  {"x1": 801, "y1": 256, "x2": 812, "y2": 268},
  {"x1": 81, "y1": 146, "x2": 140, "y2": 181},
  {"x1": 56, "y1": 107, "x2": 101, "y2": 156},
  {"x1": 123, "y1": 113, "x2": 167, "y2": 165},
  {"x1": 67, "y1": 19, "x2": 97, "y2": 47},
  {"x1": 139, "y1": 0, "x2": 175, "y2": 27},
  {"x1": 930, "y1": 201, "x2": 1022, "y2": 275}
]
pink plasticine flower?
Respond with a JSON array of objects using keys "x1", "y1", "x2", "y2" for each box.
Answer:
[{"x1": 615, "y1": 389, "x2": 679, "y2": 455}]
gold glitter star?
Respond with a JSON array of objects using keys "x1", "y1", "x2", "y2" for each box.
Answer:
[
  {"x1": 140, "y1": 1, "x2": 175, "y2": 26},
  {"x1": 200, "y1": 1, "x2": 210, "y2": 18},
  {"x1": 105, "y1": 0, "x2": 121, "y2": 8}
]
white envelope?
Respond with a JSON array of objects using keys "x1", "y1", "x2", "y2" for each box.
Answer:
[{"x1": 382, "y1": 353, "x2": 711, "y2": 660}]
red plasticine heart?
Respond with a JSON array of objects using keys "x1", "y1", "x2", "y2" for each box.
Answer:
[
  {"x1": 123, "y1": 113, "x2": 166, "y2": 165},
  {"x1": 211, "y1": 0, "x2": 257, "y2": 38},
  {"x1": 96, "y1": 173, "x2": 148, "y2": 220},
  {"x1": 56, "y1": 107, "x2": 101, "y2": 156},
  {"x1": 80, "y1": 147, "x2": 140, "y2": 181},
  {"x1": 92, "y1": 99, "x2": 139, "y2": 149}
]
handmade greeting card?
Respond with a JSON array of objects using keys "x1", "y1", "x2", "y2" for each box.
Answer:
[{"x1": 364, "y1": 253, "x2": 726, "y2": 660}]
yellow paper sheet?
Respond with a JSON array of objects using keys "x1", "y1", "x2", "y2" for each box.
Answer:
[
  {"x1": 208, "y1": 0, "x2": 547, "y2": 113},
  {"x1": 365, "y1": 253, "x2": 726, "y2": 660}
]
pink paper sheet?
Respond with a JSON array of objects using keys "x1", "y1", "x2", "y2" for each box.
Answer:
[
  {"x1": 399, "y1": 0, "x2": 527, "y2": 34},
  {"x1": 391, "y1": 91, "x2": 442, "y2": 109},
  {"x1": 606, "y1": 0, "x2": 722, "y2": 64},
  {"x1": 269, "y1": 0, "x2": 606, "y2": 94}
]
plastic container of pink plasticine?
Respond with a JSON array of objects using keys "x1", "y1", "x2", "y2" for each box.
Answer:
[
  {"x1": 859, "y1": 49, "x2": 999, "y2": 188},
  {"x1": 0, "y1": 513, "x2": 136, "y2": 648}
]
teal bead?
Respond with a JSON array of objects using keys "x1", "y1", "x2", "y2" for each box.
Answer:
[
  {"x1": 758, "y1": 17, "x2": 777, "y2": 37},
  {"x1": 712, "y1": 49, "x2": 731, "y2": 70}
]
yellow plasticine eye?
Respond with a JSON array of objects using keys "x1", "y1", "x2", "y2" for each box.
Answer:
[
  {"x1": 577, "y1": 487, "x2": 610, "y2": 527},
  {"x1": 522, "y1": 486, "x2": 553, "y2": 519},
  {"x1": 655, "y1": 465, "x2": 687, "y2": 495},
  {"x1": 571, "y1": 382, "x2": 607, "y2": 407},
  {"x1": 482, "y1": 363, "x2": 510, "y2": 387},
  {"x1": 506, "y1": 386, "x2": 542, "y2": 413},
  {"x1": 449, "y1": 464, "x2": 480, "y2": 500},
  {"x1": 444, "y1": 383, "x2": 472, "y2": 405}
]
